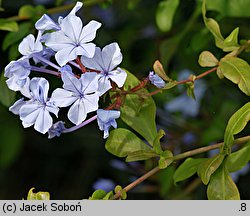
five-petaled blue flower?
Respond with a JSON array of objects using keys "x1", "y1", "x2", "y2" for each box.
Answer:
[
  {"x1": 97, "y1": 109, "x2": 120, "y2": 138},
  {"x1": 10, "y1": 77, "x2": 59, "y2": 134},
  {"x1": 148, "y1": 71, "x2": 165, "y2": 88},
  {"x1": 81, "y1": 42, "x2": 127, "y2": 95},
  {"x1": 44, "y1": 2, "x2": 101, "y2": 66},
  {"x1": 51, "y1": 69, "x2": 99, "y2": 125}
]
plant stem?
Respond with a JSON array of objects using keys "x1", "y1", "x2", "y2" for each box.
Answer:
[
  {"x1": 113, "y1": 134, "x2": 250, "y2": 199},
  {"x1": 113, "y1": 166, "x2": 160, "y2": 200},
  {"x1": 176, "y1": 67, "x2": 217, "y2": 85}
]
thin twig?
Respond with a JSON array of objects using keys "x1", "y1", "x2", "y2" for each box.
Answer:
[{"x1": 113, "y1": 135, "x2": 250, "y2": 199}]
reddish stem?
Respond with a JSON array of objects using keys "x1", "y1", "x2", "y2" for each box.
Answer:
[
  {"x1": 76, "y1": 56, "x2": 87, "y2": 73},
  {"x1": 176, "y1": 67, "x2": 217, "y2": 85},
  {"x1": 130, "y1": 77, "x2": 149, "y2": 92}
]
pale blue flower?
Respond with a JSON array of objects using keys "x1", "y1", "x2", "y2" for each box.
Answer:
[
  {"x1": 18, "y1": 78, "x2": 59, "y2": 134},
  {"x1": 81, "y1": 43, "x2": 127, "y2": 95},
  {"x1": 35, "y1": 2, "x2": 83, "y2": 32},
  {"x1": 51, "y1": 71, "x2": 99, "y2": 125},
  {"x1": 148, "y1": 71, "x2": 165, "y2": 88},
  {"x1": 4, "y1": 58, "x2": 31, "y2": 91},
  {"x1": 44, "y1": 2, "x2": 101, "y2": 67},
  {"x1": 18, "y1": 32, "x2": 43, "y2": 58},
  {"x1": 97, "y1": 109, "x2": 120, "y2": 138},
  {"x1": 48, "y1": 121, "x2": 66, "y2": 139}
]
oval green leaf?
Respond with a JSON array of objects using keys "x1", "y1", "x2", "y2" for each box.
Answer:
[
  {"x1": 121, "y1": 70, "x2": 157, "y2": 145},
  {"x1": 227, "y1": 142, "x2": 250, "y2": 173},
  {"x1": 197, "y1": 154, "x2": 225, "y2": 185},
  {"x1": 0, "y1": 19, "x2": 18, "y2": 32},
  {"x1": 223, "y1": 27, "x2": 240, "y2": 52},
  {"x1": 105, "y1": 128, "x2": 157, "y2": 161},
  {"x1": 153, "y1": 60, "x2": 171, "y2": 82},
  {"x1": 198, "y1": 51, "x2": 218, "y2": 67},
  {"x1": 207, "y1": 161, "x2": 240, "y2": 200},
  {"x1": 224, "y1": 102, "x2": 250, "y2": 149},
  {"x1": 202, "y1": 1, "x2": 224, "y2": 49},
  {"x1": 218, "y1": 57, "x2": 250, "y2": 96},
  {"x1": 173, "y1": 158, "x2": 207, "y2": 184}
]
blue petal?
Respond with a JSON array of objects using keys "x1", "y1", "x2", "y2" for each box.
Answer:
[
  {"x1": 61, "y1": 70, "x2": 81, "y2": 93},
  {"x1": 4, "y1": 58, "x2": 30, "y2": 79},
  {"x1": 68, "y1": 1, "x2": 83, "y2": 16},
  {"x1": 79, "y1": 72, "x2": 99, "y2": 94},
  {"x1": 9, "y1": 98, "x2": 26, "y2": 115},
  {"x1": 81, "y1": 47, "x2": 104, "y2": 71},
  {"x1": 35, "y1": 14, "x2": 60, "y2": 31},
  {"x1": 51, "y1": 88, "x2": 77, "y2": 107},
  {"x1": 80, "y1": 20, "x2": 101, "y2": 43},
  {"x1": 34, "y1": 109, "x2": 53, "y2": 134},
  {"x1": 61, "y1": 15, "x2": 82, "y2": 42},
  {"x1": 67, "y1": 99, "x2": 87, "y2": 125},
  {"x1": 83, "y1": 93, "x2": 99, "y2": 113},
  {"x1": 108, "y1": 68, "x2": 127, "y2": 88},
  {"x1": 29, "y1": 77, "x2": 49, "y2": 103},
  {"x1": 18, "y1": 34, "x2": 43, "y2": 57},
  {"x1": 20, "y1": 104, "x2": 41, "y2": 128},
  {"x1": 102, "y1": 42, "x2": 122, "y2": 71},
  {"x1": 97, "y1": 75, "x2": 112, "y2": 96}
]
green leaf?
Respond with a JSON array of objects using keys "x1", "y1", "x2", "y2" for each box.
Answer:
[
  {"x1": 227, "y1": 142, "x2": 250, "y2": 173},
  {"x1": 3, "y1": 22, "x2": 31, "y2": 51},
  {"x1": 121, "y1": 70, "x2": 157, "y2": 145},
  {"x1": 18, "y1": 5, "x2": 35, "y2": 19},
  {"x1": 89, "y1": 190, "x2": 107, "y2": 200},
  {"x1": 0, "y1": 19, "x2": 18, "y2": 32},
  {"x1": 206, "y1": 0, "x2": 250, "y2": 18},
  {"x1": 153, "y1": 129, "x2": 165, "y2": 154},
  {"x1": 173, "y1": 158, "x2": 207, "y2": 184},
  {"x1": 218, "y1": 57, "x2": 250, "y2": 96},
  {"x1": 163, "y1": 81, "x2": 177, "y2": 90},
  {"x1": 105, "y1": 128, "x2": 156, "y2": 161},
  {"x1": 158, "y1": 166, "x2": 175, "y2": 197},
  {"x1": 224, "y1": 102, "x2": 250, "y2": 152},
  {"x1": 207, "y1": 161, "x2": 240, "y2": 200},
  {"x1": 103, "y1": 191, "x2": 114, "y2": 200},
  {"x1": 153, "y1": 60, "x2": 171, "y2": 82},
  {"x1": 0, "y1": 73, "x2": 16, "y2": 107},
  {"x1": 27, "y1": 188, "x2": 50, "y2": 200},
  {"x1": 115, "y1": 185, "x2": 127, "y2": 200},
  {"x1": 158, "y1": 150, "x2": 173, "y2": 169},
  {"x1": 156, "y1": 0, "x2": 180, "y2": 32},
  {"x1": 198, "y1": 51, "x2": 218, "y2": 67},
  {"x1": 198, "y1": 154, "x2": 225, "y2": 185},
  {"x1": 186, "y1": 82, "x2": 196, "y2": 100},
  {"x1": 223, "y1": 27, "x2": 240, "y2": 52},
  {"x1": 202, "y1": 1, "x2": 224, "y2": 49},
  {"x1": 125, "y1": 150, "x2": 158, "y2": 162}
]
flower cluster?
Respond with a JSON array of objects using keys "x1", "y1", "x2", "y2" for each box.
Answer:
[{"x1": 4, "y1": 2, "x2": 126, "y2": 138}]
